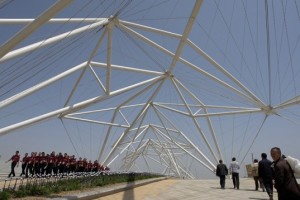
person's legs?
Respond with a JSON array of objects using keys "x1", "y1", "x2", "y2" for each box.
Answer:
[
  {"x1": 53, "y1": 165, "x2": 58, "y2": 175},
  {"x1": 20, "y1": 163, "x2": 26, "y2": 176},
  {"x1": 259, "y1": 178, "x2": 265, "y2": 191},
  {"x1": 236, "y1": 173, "x2": 240, "y2": 189},
  {"x1": 232, "y1": 173, "x2": 239, "y2": 188},
  {"x1": 263, "y1": 179, "x2": 273, "y2": 199},
  {"x1": 40, "y1": 163, "x2": 46, "y2": 175},
  {"x1": 220, "y1": 175, "x2": 225, "y2": 188},
  {"x1": 29, "y1": 165, "x2": 34, "y2": 176},
  {"x1": 219, "y1": 176, "x2": 222, "y2": 187},
  {"x1": 9, "y1": 162, "x2": 17, "y2": 177},
  {"x1": 232, "y1": 173, "x2": 236, "y2": 188},
  {"x1": 8, "y1": 164, "x2": 12, "y2": 177},
  {"x1": 8, "y1": 166, "x2": 12, "y2": 177},
  {"x1": 46, "y1": 163, "x2": 53, "y2": 175},
  {"x1": 34, "y1": 164, "x2": 40, "y2": 176},
  {"x1": 26, "y1": 164, "x2": 32, "y2": 177},
  {"x1": 254, "y1": 176, "x2": 259, "y2": 190}
]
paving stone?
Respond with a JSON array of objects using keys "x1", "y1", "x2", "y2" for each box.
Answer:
[{"x1": 49, "y1": 178, "x2": 279, "y2": 200}]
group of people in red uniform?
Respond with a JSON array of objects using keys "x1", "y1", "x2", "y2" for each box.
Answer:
[{"x1": 7, "y1": 150, "x2": 110, "y2": 178}]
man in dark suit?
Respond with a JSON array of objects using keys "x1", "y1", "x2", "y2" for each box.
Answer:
[
  {"x1": 258, "y1": 152, "x2": 274, "y2": 200},
  {"x1": 216, "y1": 159, "x2": 228, "y2": 189}
]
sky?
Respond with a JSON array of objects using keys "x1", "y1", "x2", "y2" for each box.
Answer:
[{"x1": 0, "y1": 0, "x2": 300, "y2": 179}]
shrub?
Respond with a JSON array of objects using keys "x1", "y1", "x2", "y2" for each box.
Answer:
[
  {"x1": 1, "y1": 173, "x2": 163, "y2": 199},
  {"x1": 0, "y1": 190, "x2": 11, "y2": 200}
]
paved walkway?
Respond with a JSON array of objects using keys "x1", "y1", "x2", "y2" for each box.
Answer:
[
  {"x1": 94, "y1": 178, "x2": 275, "y2": 200},
  {"x1": 47, "y1": 178, "x2": 276, "y2": 200}
]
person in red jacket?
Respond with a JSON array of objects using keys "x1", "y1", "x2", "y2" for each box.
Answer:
[
  {"x1": 20, "y1": 152, "x2": 29, "y2": 177},
  {"x1": 46, "y1": 151, "x2": 56, "y2": 176},
  {"x1": 26, "y1": 152, "x2": 35, "y2": 177},
  {"x1": 77, "y1": 157, "x2": 84, "y2": 172},
  {"x1": 69, "y1": 155, "x2": 77, "y2": 174},
  {"x1": 55, "y1": 152, "x2": 63, "y2": 174},
  {"x1": 39, "y1": 152, "x2": 48, "y2": 176},
  {"x1": 34, "y1": 152, "x2": 41, "y2": 176},
  {"x1": 59, "y1": 153, "x2": 69, "y2": 174},
  {"x1": 92, "y1": 160, "x2": 100, "y2": 172},
  {"x1": 87, "y1": 160, "x2": 93, "y2": 172},
  {"x1": 6, "y1": 150, "x2": 20, "y2": 178},
  {"x1": 83, "y1": 158, "x2": 88, "y2": 172}
]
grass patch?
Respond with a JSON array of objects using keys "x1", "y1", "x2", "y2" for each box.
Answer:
[
  {"x1": 2, "y1": 172, "x2": 163, "y2": 199},
  {"x1": 0, "y1": 190, "x2": 11, "y2": 200}
]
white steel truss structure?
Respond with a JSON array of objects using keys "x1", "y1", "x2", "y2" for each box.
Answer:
[{"x1": 1, "y1": 0, "x2": 300, "y2": 179}]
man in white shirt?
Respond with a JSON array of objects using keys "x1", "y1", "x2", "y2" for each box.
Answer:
[{"x1": 229, "y1": 157, "x2": 240, "y2": 189}]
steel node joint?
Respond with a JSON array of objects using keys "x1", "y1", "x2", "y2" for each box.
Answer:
[
  {"x1": 100, "y1": 16, "x2": 117, "y2": 29},
  {"x1": 261, "y1": 105, "x2": 275, "y2": 115},
  {"x1": 108, "y1": 15, "x2": 119, "y2": 27},
  {"x1": 164, "y1": 70, "x2": 174, "y2": 79}
]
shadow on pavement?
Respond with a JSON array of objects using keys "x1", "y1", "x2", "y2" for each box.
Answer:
[{"x1": 122, "y1": 173, "x2": 136, "y2": 200}]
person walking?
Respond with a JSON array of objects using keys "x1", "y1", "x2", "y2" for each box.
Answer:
[
  {"x1": 270, "y1": 147, "x2": 300, "y2": 200},
  {"x1": 26, "y1": 152, "x2": 35, "y2": 177},
  {"x1": 20, "y1": 152, "x2": 29, "y2": 177},
  {"x1": 216, "y1": 159, "x2": 228, "y2": 189},
  {"x1": 39, "y1": 152, "x2": 48, "y2": 176},
  {"x1": 46, "y1": 151, "x2": 56, "y2": 175},
  {"x1": 258, "y1": 153, "x2": 273, "y2": 200},
  {"x1": 229, "y1": 157, "x2": 240, "y2": 189},
  {"x1": 69, "y1": 155, "x2": 77, "y2": 174},
  {"x1": 6, "y1": 150, "x2": 20, "y2": 178},
  {"x1": 252, "y1": 158, "x2": 264, "y2": 191}
]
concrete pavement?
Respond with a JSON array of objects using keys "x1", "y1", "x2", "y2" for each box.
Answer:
[
  {"x1": 95, "y1": 178, "x2": 276, "y2": 200},
  {"x1": 49, "y1": 178, "x2": 277, "y2": 200}
]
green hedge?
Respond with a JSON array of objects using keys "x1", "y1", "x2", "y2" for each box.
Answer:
[{"x1": 0, "y1": 173, "x2": 163, "y2": 199}]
